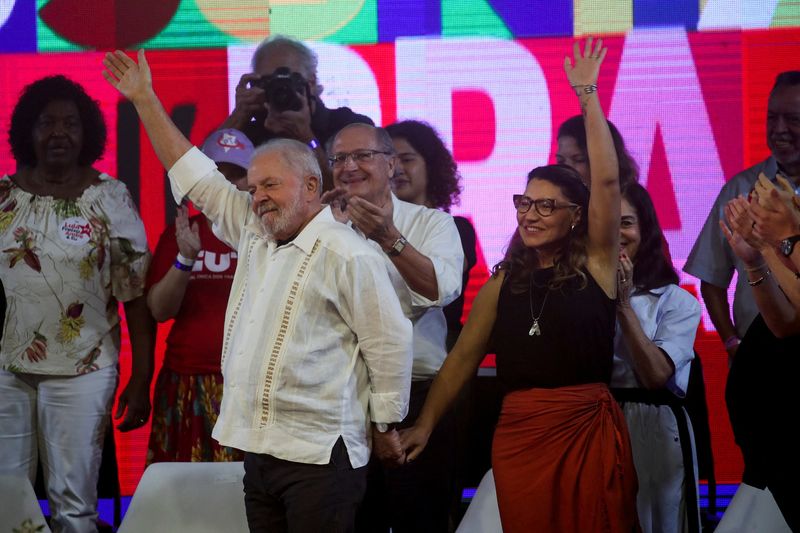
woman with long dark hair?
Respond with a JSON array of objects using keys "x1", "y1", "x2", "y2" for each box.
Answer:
[
  {"x1": 556, "y1": 113, "x2": 639, "y2": 188},
  {"x1": 400, "y1": 39, "x2": 639, "y2": 532},
  {"x1": 612, "y1": 182, "x2": 701, "y2": 533},
  {"x1": 385, "y1": 119, "x2": 477, "y2": 349}
]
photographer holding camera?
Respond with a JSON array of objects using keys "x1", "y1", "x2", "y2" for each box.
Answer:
[{"x1": 222, "y1": 35, "x2": 374, "y2": 188}]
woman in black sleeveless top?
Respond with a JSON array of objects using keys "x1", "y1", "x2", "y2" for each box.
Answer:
[{"x1": 400, "y1": 39, "x2": 640, "y2": 532}]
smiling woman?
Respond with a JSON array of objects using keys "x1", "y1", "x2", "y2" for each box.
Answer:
[
  {"x1": 400, "y1": 38, "x2": 640, "y2": 532},
  {"x1": 0, "y1": 75, "x2": 154, "y2": 532}
]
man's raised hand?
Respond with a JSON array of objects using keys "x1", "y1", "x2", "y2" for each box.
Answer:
[{"x1": 102, "y1": 49, "x2": 153, "y2": 103}]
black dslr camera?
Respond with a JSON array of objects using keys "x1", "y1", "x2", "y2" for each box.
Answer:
[{"x1": 252, "y1": 67, "x2": 309, "y2": 113}]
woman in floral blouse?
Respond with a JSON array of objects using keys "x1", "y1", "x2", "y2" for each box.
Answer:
[{"x1": 0, "y1": 75, "x2": 154, "y2": 533}]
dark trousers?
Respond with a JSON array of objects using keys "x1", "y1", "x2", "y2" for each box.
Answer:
[
  {"x1": 243, "y1": 437, "x2": 367, "y2": 533},
  {"x1": 356, "y1": 379, "x2": 457, "y2": 533}
]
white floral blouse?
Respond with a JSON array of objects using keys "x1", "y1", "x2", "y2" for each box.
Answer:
[{"x1": 0, "y1": 174, "x2": 150, "y2": 376}]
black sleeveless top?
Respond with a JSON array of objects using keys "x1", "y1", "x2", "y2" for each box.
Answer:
[{"x1": 491, "y1": 267, "x2": 616, "y2": 392}]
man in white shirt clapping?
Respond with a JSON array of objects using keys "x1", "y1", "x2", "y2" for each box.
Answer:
[{"x1": 326, "y1": 123, "x2": 465, "y2": 533}]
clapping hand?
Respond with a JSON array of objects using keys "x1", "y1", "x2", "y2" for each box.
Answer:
[
  {"x1": 720, "y1": 196, "x2": 764, "y2": 266},
  {"x1": 754, "y1": 172, "x2": 794, "y2": 211},
  {"x1": 321, "y1": 187, "x2": 350, "y2": 223},
  {"x1": 347, "y1": 196, "x2": 396, "y2": 247},
  {"x1": 175, "y1": 206, "x2": 201, "y2": 261}
]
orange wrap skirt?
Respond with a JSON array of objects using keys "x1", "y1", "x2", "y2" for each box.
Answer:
[{"x1": 492, "y1": 383, "x2": 640, "y2": 533}]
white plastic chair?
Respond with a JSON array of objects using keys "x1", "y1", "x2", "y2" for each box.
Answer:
[
  {"x1": 456, "y1": 469, "x2": 503, "y2": 533},
  {"x1": 118, "y1": 462, "x2": 248, "y2": 533},
  {"x1": 0, "y1": 473, "x2": 51, "y2": 532}
]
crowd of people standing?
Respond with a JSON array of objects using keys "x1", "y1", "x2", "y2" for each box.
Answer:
[{"x1": 0, "y1": 33, "x2": 798, "y2": 533}]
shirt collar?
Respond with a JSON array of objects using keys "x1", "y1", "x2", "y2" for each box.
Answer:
[
  {"x1": 634, "y1": 284, "x2": 670, "y2": 297},
  {"x1": 243, "y1": 205, "x2": 332, "y2": 254},
  {"x1": 292, "y1": 206, "x2": 333, "y2": 254}
]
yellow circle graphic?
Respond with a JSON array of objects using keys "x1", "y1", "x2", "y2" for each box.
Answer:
[{"x1": 195, "y1": 0, "x2": 365, "y2": 42}]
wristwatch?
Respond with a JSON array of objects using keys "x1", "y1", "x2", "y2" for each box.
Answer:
[
  {"x1": 779, "y1": 235, "x2": 800, "y2": 257},
  {"x1": 385, "y1": 236, "x2": 408, "y2": 257},
  {"x1": 374, "y1": 422, "x2": 396, "y2": 433}
]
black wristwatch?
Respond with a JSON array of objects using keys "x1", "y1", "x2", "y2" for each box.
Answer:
[{"x1": 779, "y1": 235, "x2": 800, "y2": 257}]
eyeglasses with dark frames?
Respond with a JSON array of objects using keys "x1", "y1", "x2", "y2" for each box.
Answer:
[
  {"x1": 512, "y1": 194, "x2": 579, "y2": 217},
  {"x1": 328, "y1": 149, "x2": 392, "y2": 168}
]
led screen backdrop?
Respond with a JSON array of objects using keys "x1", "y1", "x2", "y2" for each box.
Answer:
[{"x1": 1, "y1": 0, "x2": 799, "y2": 494}]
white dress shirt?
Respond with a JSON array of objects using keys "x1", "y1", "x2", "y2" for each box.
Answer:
[
  {"x1": 168, "y1": 147, "x2": 413, "y2": 468},
  {"x1": 374, "y1": 195, "x2": 464, "y2": 380},
  {"x1": 611, "y1": 284, "x2": 701, "y2": 397}
]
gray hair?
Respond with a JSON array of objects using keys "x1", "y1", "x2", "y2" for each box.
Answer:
[
  {"x1": 329, "y1": 123, "x2": 395, "y2": 154},
  {"x1": 251, "y1": 35, "x2": 318, "y2": 79},
  {"x1": 252, "y1": 138, "x2": 322, "y2": 190}
]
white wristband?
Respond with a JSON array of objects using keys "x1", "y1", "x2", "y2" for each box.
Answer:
[{"x1": 176, "y1": 253, "x2": 196, "y2": 267}]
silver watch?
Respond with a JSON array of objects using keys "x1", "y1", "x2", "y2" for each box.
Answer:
[{"x1": 386, "y1": 236, "x2": 408, "y2": 257}]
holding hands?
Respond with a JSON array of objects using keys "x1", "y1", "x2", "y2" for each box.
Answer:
[{"x1": 373, "y1": 426, "x2": 406, "y2": 467}]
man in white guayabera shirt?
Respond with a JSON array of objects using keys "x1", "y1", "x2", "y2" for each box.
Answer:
[{"x1": 103, "y1": 50, "x2": 413, "y2": 532}]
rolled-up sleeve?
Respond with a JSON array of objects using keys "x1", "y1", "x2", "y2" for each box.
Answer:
[
  {"x1": 410, "y1": 213, "x2": 464, "y2": 309},
  {"x1": 168, "y1": 147, "x2": 252, "y2": 246},
  {"x1": 653, "y1": 286, "x2": 702, "y2": 397},
  {"x1": 338, "y1": 252, "x2": 413, "y2": 424}
]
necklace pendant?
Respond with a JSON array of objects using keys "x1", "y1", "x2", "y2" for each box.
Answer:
[{"x1": 529, "y1": 320, "x2": 541, "y2": 336}]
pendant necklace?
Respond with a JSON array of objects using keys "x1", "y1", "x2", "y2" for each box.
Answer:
[{"x1": 528, "y1": 272, "x2": 550, "y2": 336}]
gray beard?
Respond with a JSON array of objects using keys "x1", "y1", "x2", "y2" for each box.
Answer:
[{"x1": 260, "y1": 197, "x2": 303, "y2": 241}]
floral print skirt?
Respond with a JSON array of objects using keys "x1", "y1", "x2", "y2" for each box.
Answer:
[{"x1": 146, "y1": 367, "x2": 243, "y2": 465}]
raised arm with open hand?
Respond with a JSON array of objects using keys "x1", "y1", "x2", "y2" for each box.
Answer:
[
  {"x1": 563, "y1": 37, "x2": 607, "y2": 93},
  {"x1": 102, "y1": 49, "x2": 192, "y2": 170},
  {"x1": 564, "y1": 38, "x2": 620, "y2": 297},
  {"x1": 102, "y1": 49, "x2": 154, "y2": 104}
]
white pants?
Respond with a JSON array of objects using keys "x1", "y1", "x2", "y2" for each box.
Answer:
[
  {"x1": 0, "y1": 366, "x2": 118, "y2": 533},
  {"x1": 622, "y1": 402, "x2": 699, "y2": 533}
]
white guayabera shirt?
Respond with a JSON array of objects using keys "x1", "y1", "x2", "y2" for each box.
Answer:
[{"x1": 169, "y1": 148, "x2": 413, "y2": 468}]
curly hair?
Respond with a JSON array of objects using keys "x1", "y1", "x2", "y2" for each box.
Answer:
[
  {"x1": 385, "y1": 120, "x2": 461, "y2": 212},
  {"x1": 8, "y1": 75, "x2": 107, "y2": 167},
  {"x1": 621, "y1": 182, "x2": 679, "y2": 291},
  {"x1": 494, "y1": 164, "x2": 590, "y2": 292},
  {"x1": 557, "y1": 115, "x2": 639, "y2": 187}
]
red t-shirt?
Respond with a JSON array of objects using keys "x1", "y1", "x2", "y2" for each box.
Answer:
[{"x1": 146, "y1": 215, "x2": 236, "y2": 374}]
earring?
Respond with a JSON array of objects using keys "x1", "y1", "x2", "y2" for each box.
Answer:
[{"x1": 570, "y1": 223, "x2": 576, "y2": 231}]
